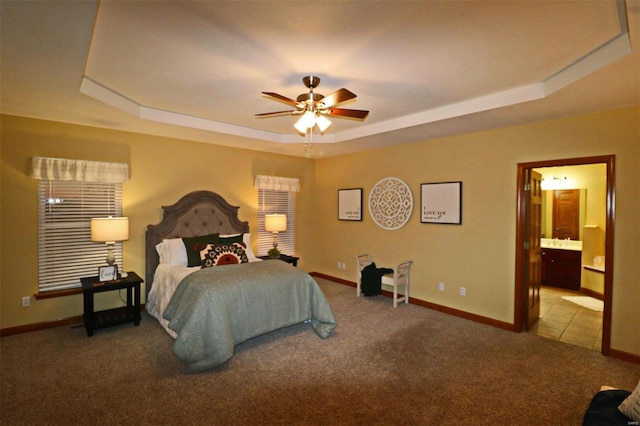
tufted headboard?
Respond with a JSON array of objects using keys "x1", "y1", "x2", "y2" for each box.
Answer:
[{"x1": 145, "y1": 190, "x2": 250, "y2": 296}]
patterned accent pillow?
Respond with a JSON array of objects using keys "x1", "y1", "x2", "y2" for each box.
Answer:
[
  {"x1": 182, "y1": 233, "x2": 220, "y2": 267},
  {"x1": 200, "y1": 243, "x2": 249, "y2": 268}
]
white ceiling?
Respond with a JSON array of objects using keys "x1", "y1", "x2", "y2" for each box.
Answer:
[{"x1": 1, "y1": 1, "x2": 639, "y2": 158}]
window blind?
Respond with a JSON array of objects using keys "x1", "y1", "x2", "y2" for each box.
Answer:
[
  {"x1": 37, "y1": 180, "x2": 123, "y2": 291},
  {"x1": 257, "y1": 189, "x2": 295, "y2": 257}
]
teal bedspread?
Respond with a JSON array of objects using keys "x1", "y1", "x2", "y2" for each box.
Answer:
[{"x1": 163, "y1": 260, "x2": 336, "y2": 372}]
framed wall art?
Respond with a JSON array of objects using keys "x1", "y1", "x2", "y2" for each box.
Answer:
[
  {"x1": 338, "y1": 188, "x2": 363, "y2": 221},
  {"x1": 421, "y1": 181, "x2": 462, "y2": 224}
]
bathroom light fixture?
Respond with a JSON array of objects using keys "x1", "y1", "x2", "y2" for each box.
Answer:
[{"x1": 541, "y1": 176, "x2": 570, "y2": 190}]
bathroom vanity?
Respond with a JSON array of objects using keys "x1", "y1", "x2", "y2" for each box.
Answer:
[{"x1": 540, "y1": 239, "x2": 582, "y2": 291}]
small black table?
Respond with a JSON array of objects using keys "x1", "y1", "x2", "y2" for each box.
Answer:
[
  {"x1": 258, "y1": 254, "x2": 299, "y2": 267},
  {"x1": 81, "y1": 271, "x2": 143, "y2": 337}
]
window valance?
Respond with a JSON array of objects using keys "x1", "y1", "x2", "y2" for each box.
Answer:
[
  {"x1": 30, "y1": 157, "x2": 129, "y2": 183},
  {"x1": 254, "y1": 175, "x2": 300, "y2": 192}
]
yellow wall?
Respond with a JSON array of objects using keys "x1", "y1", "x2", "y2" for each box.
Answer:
[
  {"x1": 1, "y1": 115, "x2": 315, "y2": 326},
  {"x1": 311, "y1": 107, "x2": 639, "y2": 356},
  {"x1": 581, "y1": 225, "x2": 605, "y2": 295},
  {"x1": 2, "y1": 106, "x2": 639, "y2": 357}
]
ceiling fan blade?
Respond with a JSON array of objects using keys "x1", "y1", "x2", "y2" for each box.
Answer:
[
  {"x1": 321, "y1": 88, "x2": 357, "y2": 108},
  {"x1": 261, "y1": 92, "x2": 299, "y2": 107},
  {"x1": 327, "y1": 107, "x2": 369, "y2": 119},
  {"x1": 255, "y1": 110, "x2": 296, "y2": 118}
]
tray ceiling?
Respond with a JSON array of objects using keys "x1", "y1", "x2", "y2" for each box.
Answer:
[{"x1": 2, "y1": 1, "x2": 638, "y2": 157}]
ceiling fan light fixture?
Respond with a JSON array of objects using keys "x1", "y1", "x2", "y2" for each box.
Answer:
[
  {"x1": 294, "y1": 110, "x2": 315, "y2": 133},
  {"x1": 316, "y1": 114, "x2": 331, "y2": 133},
  {"x1": 258, "y1": 76, "x2": 368, "y2": 144}
]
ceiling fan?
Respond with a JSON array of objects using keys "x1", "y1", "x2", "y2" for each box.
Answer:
[{"x1": 256, "y1": 76, "x2": 369, "y2": 134}]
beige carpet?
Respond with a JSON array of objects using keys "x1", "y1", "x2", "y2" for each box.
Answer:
[{"x1": 1, "y1": 278, "x2": 638, "y2": 425}]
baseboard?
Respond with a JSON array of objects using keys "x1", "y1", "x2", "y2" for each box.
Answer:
[
  {"x1": 411, "y1": 298, "x2": 517, "y2": 332},
  {"x1": 0, "y1": 304, "x2": 146, "y2": 337},
  {"x1": 310, "y1": 272, "x2": 355, "y2": 287},
  {"x1": 0, "y1": 315, "x2": 83, "y2": 337},
  {"x1": 580, "y1": 287, "x2": 604, "y2": 301},
  {"x1": 608, "y1": 348, "x2": 640, "y2": 365},
  {"x1": 311, "y1": 272, "x2": 516, "y2": 332}
]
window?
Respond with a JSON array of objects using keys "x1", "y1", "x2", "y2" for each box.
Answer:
[
  {"x1": 37, "y1": 180, "x2": 123, "y2": 292},
  {"x1": 31, "y1": 156, "x2": 129, "y2": 293},
  {"x1": 257, "y1": 189, "x2": 295, "y2": 256},
  {"x1": 254, "y1": 175, "x2": 300, "y2": 257}
]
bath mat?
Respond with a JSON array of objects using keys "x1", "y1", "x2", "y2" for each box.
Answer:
[{"x1": 561, "y1": 295, "x2": 604, "y2": 311}]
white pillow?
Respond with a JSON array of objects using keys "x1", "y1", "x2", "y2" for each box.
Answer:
[
  {"x1": 619, "y1": 379, "x2": 640, "y2": 422},
  {"x1": 156, "y1": 238, "x2": 188, "y2": 266},
  {"x1": 220, "y1": 233, "x2": 259, "y2": 261}
]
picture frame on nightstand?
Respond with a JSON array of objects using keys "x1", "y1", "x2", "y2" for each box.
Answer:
[{"x1": 98, "y1": 265, "x2": 118, "y2": 282}]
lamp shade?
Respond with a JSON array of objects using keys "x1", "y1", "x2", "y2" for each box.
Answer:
[
  {"x1": 315, "y1": 114, "x2": 332, "y2": 133},
  {"x1": 294, "y1": 111, "x2": 316, "y2": 133},
  {"x1": 91, "y1": 217, "x2": 129, "y2": 243},
  {"x1": 264, "y1": 214, "x2": 287, "y2": 233}
]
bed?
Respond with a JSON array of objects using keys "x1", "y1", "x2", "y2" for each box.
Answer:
[{"x1": 145, "y1": 190, "x2": 336, "y2": 372}]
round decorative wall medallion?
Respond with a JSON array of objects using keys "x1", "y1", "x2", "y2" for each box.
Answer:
[{"x1": 368, "y1": 177, "x2": 413, "y2": 230}]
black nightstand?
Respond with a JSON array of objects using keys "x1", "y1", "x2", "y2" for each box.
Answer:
[
  {"x1": 80, "y1": 271, "x2": 143, "y2": 337},
  {"x1": 258, "y1": 254, "x2": 299, "y2": 267}
]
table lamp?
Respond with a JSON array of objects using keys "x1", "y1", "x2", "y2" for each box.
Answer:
[
  {"x1": 264, "y1": 214, "x2": 287, "y2": 258},
  {"x1": 91, "y1": 216, "x2": 129, "y2": 266}
]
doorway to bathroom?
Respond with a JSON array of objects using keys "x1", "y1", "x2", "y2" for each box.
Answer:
[{"x1": 514, "y1": 155, "x2": 615, "y2": 355}]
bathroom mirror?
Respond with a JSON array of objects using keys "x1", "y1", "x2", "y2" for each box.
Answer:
[{"x1": 540, "y1": 189, "x2": 586, "y2": 240}]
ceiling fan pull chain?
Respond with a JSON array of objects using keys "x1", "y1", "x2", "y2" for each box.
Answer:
[{"x1": 304, "y1": 127, "x2": 313, "y2": 155}]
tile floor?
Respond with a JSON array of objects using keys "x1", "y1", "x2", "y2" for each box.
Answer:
[{"x1": 530, "y1": 286, "x2": 603, "y2": 351}]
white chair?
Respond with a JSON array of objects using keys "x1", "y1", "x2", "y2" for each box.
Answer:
[
  {"x1": 355, "y1": 254, "x2": 413, "y2": 308},
  {"x1": 384, "y1": 260, "x2": 412, "y2": 308}
]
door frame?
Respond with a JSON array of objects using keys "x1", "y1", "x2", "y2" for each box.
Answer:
[{"x1": 514, "y1": 155, "x2": 615, "y2": 355}]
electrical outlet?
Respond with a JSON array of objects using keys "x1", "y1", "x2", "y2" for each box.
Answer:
[
  {"x1": 337, "y1": 261, "x2": 341, "y2": 269},
  {"x1": 341, "y1": 262, "x2": 346, "y2": 269},
  {"x1": 438, "y1": 282, "x2": 445, "y2": 291},
  {"x1": 21, "y1": 296, "x2": 30, "y2": 307},
  {"x1": 459, "y1": 287, "x2": 466, "y2": 296}
]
